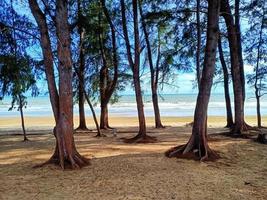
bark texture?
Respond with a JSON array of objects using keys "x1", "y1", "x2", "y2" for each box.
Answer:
[
  {"x1": 29, "y1": 0, "x2": 89, "y2": 169},
  {"x1": 165, "y1": 0, "x2": 221, "y2": 161}
]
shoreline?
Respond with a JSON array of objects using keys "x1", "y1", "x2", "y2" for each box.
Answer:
[{"x1": 0, "y1": 115, "x2": 266, "y2": 131}]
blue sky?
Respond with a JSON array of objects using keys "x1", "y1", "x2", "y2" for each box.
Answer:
[{"x1": 12, "y1": 0, "x2": 256, "y2": 97}]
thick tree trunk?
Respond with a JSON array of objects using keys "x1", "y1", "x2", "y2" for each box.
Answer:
[
  {"x1": 30, "y1": 0, "x2": 89, "y2": 169},
  {"x1": 218, "y1": 35, "x2": 234, "y2": 128},
  {"x1": 19, "y1": 95, "x2": 28, "y2": 141},
  {"x1": 166, "y1": 0, "x2": 220, "y2": 161},
  {"x1": 138, "y1": 0, "x2": 164, "y2": 128},
  {"x1": 221, "y1": 0, "x2": 246, "y2": 135}
]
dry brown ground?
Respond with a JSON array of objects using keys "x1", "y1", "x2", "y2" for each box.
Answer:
[{"x1": 0, "y1": 126, "x2": 267, "y2": 200}]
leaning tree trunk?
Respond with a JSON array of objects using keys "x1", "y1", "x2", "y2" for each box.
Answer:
[
  {"x1": 166, "y1": 0, "x2": 221, "y2": 161},
  {"x1": 30, "y1": 0, "x2": 89, "y2": 169},
  {"x1": 138, "y1": 0, "x2": 164, "y2": 128},
  {"x1": 18, "y1": 95, "x2": 28, "y2": 141},
  {"x1": 221, "y1": 0, "x2": 246, "y2": 135},
  {"x1": 218, "y1": 34, "x2": 234, "y2": 128}
]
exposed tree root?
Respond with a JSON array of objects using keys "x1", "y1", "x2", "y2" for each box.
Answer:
[
  {"x1": 230, "y1": 122, "x2": 261, "y2": 138},
  {"x1": 123, "y1": 134, "x2": 157, "y2": 143},
  {"x1": 33, "y1": 148, "x2": 90, "y2": 170},
  {"x1": 23, "y1": 137, "x2": 29, "y2": 142},
  {"x1": 165, "y1": 143, "x2": 220, "y2": 162}
]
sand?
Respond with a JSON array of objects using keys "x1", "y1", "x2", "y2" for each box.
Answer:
[
  {"x1": 0, "y1": 121, "x2": 267, "y2": 200},
  {"x1": 0, "y1": 115, "x2": 266, "y2": 131}
]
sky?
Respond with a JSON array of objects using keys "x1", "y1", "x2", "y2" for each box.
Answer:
[{"x1": 11, "y1": 0, "x2": 257, "y2": 97}]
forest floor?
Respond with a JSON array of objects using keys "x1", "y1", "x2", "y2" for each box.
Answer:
[{"x1": 0, "y1": 125, "x2": 267, "y2": 200}]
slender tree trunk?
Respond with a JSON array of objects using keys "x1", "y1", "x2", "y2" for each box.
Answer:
[
  {"x1": 74, "y1": 66, "x2": 102, "y2": 137},
  {"x1": 120, "y1": 0, "x2": 156, "y2": 142},
  {"x1": 235, "y1": 0, "x2": 246, "y2": 103},
  {"x1": 152, "y1": 86, "x2": 164, "y2": 128},
  {"x1": 30, "y1": 0, "x2": 89, "y2": 169},
  {"x1": 221, "y1": 0, "x2": 245, "y2": 135},
  {"x1": 99, "y1": 0, "x2": 119, "y2": 129},
  {"x1": 254, "y1": 11, "x2": 264, "y2": 128},
  {"x1": 218, "y1": 34, "x2": 234, "y2": 128},
  {"x1": 76, "y1": 24, "x2": 88, "y2": 131},
  {"x1": 196, "y1": 0, "x2": 201, "y2": 87},
  {"x1": 256, "y1": 91, "x2": 261, "y2": 128},
  {"x1": 166, "y1": 0, "x2": 220, "y2": 161},
  {"x1": 138, "y1": 0, "x2": 164, "y2": 128},
  {"x1": 18, "y1": 95, "x2": 28, "y2": 141}
]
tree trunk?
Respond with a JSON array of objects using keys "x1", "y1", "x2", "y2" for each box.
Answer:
[
  {"x1": 256, "y1": 92, "x2": 261, "y2": 128},
  {"x1": 254, "y1": 12, "x2": 264, "y2": 128},
  {"x1": 221, "y1": 0, "x2": 245, "y2": 135},
  {"x1": 19, "y1": 95, "x2": 28, "y2": 141},
  {"x1": 152, "y1": 86, "x2": 164, "y2": 128},
  {"x1": 28, "y1": 0, "x2": 59, "y2": 121},
  {"x1": 76, "y1": 31, "x2": 88, "y2": 131},
  {"x1": 218, "y1": 34, "x2": 234, "y2": 128},
  {"x1": 196, "y1": 0, "x2": 201, "y2": 87},
  {"x1": 166, "y1": 0, "x2": 220, "y2": 161},
  {"x1": 30, "y1": 0, "x2": 89, "y2": 169},
  {"x1": 138, "y1": 0, "x2": 164, "y2": 128},
  {"x1": 76, "y1": 2, "x2": 88, "y2": 131},
  {"x1": 99, "y1": 0, "x2": 119, "y2": 130},
  {"x1": 120, "y1": 0, "x2": 156, "y2": 143},
  {"x1": 100, "y1": 102, "x2": 110, "y2": 129},
  {"x1": 235, "y1": 0, "x2": 246, "y2": 103}
]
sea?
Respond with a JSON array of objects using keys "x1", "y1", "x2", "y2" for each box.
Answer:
[{"x1": 0, "y1": 93, "x2": 266, "y2": 118}]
